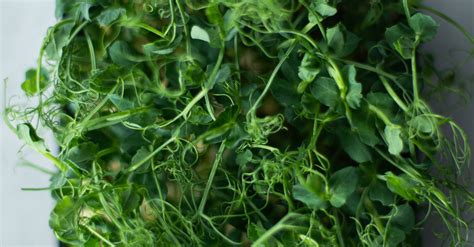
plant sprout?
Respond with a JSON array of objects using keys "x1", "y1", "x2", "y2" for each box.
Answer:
[{"x1": 4, "y1": 0, "x2": 474, "y2": 246}]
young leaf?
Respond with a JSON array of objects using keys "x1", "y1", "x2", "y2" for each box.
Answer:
[
  {"x1": 384, "y1": 172, "x2": 421, "y2": 203},
  {"x1": 109, "y1": 41, "x2": 143, "y2": 67},
  {"x1": 344, "y1": 65, "x2": 363, "y2": 109},
  {"x1": 409, "y1": 13, "x2": 439, "y2": 42},
  {"x1": 97, "y1": 7, "x2": 126, "y2": 26},
  {"x1": 236, "y1": 149, "x2": 253, "y2": 166},
  {"x1": 326, "y1": 23, "x2": 360, "y2": 57},
  {"x1": 337, "y1": 128, "x2": 372, "y2": 163},
  {"x1": 298, "y1": 53, "x2": 320, "y2": 92},
  {"x1": 131, "y1": 146, "x2": 152, "y2": 173},
  {"x1": 21, "y1": 69, "x2": 49, "y2": 96},
  {"x1": 17, "y1": 123, "x2": 49, "y2": 154},
  {"x1": 329, "y1": 166, "x2": 359, "y2": 207},
  {"x1": 309, "y1": 0, "x2": 337, "y2": 18},
  {"x1": 327, "y1": 24, "x2": 345, "y2": 53},
  {"x1": 368, "y1": 180, "x2": 395, "y2": 206},
  {"x1": 385, "y1": 227, "x2": 406, "y2": 247},
  {"x1": 385, "y1": 24, "x2": 415, "y2": 59},
  {"x1": 408, "y1": 115, "x2": 435, "y2": 134},
  {"x1": 293, "y1": 184, "x2": 327, "y2": 210},
  {"x1": 310, "y1": 77, "x2": 340, "y2": 109},
  {"x1": 191, "y1": 25, "x2": 211, "y2": 43},
  {"x1": 49, "y1": 196, "x2": 87, "y2": 245},
  {"x1": 388, "y1": 203, "x2": 415, "y2": 233},
  {"x1": 384, "y1": 125, "x2": 404, "y2": 155}
]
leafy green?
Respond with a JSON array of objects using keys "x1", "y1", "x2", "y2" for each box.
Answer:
[
  {"x1": 293, "y1": 184, "x2": 327, "y2": 210},
  {"x1": 7, "y1": 1, "x2": 473, "y2": 246},
  {"x1": 190, "y1": 25, "x2": 211, "y2": 43},
  {"x1": 21, "y1": 69, "x2": 49, "y2": 96},
  {"x1": 310, "y1": 77, "x2": 340, "y2": 109},
  {"x1": 329, "y1": 167, "x2": 359, "y2": 207},
  {"x1": 384, "y1": 125, "x2": 404, "y2": 155},
  {"x1": 409, "y1": 13, "x2": 439, "y2": 42}
]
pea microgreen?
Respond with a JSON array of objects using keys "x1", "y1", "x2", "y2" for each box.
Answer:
[{"x1": 5, "y1": 0, "x2": 474, "y2": 246}]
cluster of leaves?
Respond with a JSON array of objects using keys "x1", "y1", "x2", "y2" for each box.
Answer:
[{"x1": 5, "y1": 0, "x2": 474, "y2": 246}]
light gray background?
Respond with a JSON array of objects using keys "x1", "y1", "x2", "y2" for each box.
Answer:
[{"x1": 0, "y1": 0, "x2": 472, "y2": 246}]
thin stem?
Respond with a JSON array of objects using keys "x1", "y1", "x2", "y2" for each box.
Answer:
[
  {"x1": 248, "y1": 42, "x2": 296, "y2": 117},
  {"x1": 379, "y1": 76, "x2": 409, "y2": 112},
  {"x1": 198, "y1": 142, "x2": 226, "y2": 214},
  {"x1": 82, "y1": 224, "x2": 116, "y2": 246},
  {"x1": 127, "y1": 137, "x2": 176, "y2": 172}
]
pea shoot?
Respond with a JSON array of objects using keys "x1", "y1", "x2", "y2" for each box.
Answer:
[{"x1": 5, "y1": 0, "x2": 473, "y2": 246}]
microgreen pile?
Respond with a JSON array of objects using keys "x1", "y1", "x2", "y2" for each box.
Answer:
[{"x1": 5, "y1": 0, "x2": 474, "y2": 246}]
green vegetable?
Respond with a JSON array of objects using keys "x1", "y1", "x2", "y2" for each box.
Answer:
[{"x1": 5, "y1": 0, "x2": 473, "y2": 246}]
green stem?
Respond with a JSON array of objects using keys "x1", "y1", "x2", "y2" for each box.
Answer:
[
  {"x1": 198, "y1": 142, "x2": 226, "y2": 214},
  {"x1": 82, "y1": 224, "x2": 116, "y2": 246},
  {"x1": 411, "y1": 45, "x2": 420, "y2": 102},
  {"x1": 402, "y1": 0, "x2": 411, "y2": 23},
  {"x1": 127, "y1": 137, "x2": 176, "y2": 172},
  {"x1": 364, "y1": 197, "x2": 385, "y2": 234},
  {"x1": 338, "y1": 58, "x2": 398, "y2": 81},
  {"x1": 248, "y1": 42, "x2": 296, "y2": 117},
  {"x1": 203, "y1": 45, "x2": 226, "y2": 121},
  {"x1": 332, "y1": 209, "x2": 345, "y2": 247},
  {"x1": 84, "y1": 31, "x2": 96, "y2": 71},
  {"x1": 251, "y1": 214, "x2": 302, "y2": 246},
  {"x1": 368, "y1": 104, "x2": 392, "y2": 126},
  {"x1": 379, "y1": 76, "x2": 409, "y2": 112},
  {"x1": 159, "y1": 88, "x2": 209, "y2": 127}
]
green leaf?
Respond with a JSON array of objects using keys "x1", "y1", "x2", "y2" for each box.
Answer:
[
  {"x1": 327, "y1": 24, "x2": 345, "y2": 53},
  {"x1": 361, "y1": 1, "x2": 383, "y2": 28},
  {"x1": 205, "y1": 64, "x2": 231, "y2": 89},
  {"x1": 310, "y1": 77, "x2": 340, "y2": 109},
  {"x1": 110, "y1": 94, "x2": 135, "y2": 111},
  {"x1": 409, "y1": 13, "x2": 439, "y2": 42},
  {"x1": 337, "y1": 128, "x2": 372, "y2": 163},
  {"x1": 120, "y1": 187, "x2": 141, "y2": 215},
  {"x1": 236, "y1": 149, "x2": 253, "y2": 166},
  {"x1": 21, "y1": 69, "x2": 49, "y2": 96},
  {"x1": 344, "y1": 65, "x2": 363, "y2": 109},
  {"x1": 384, "y1": 172, "x2": 421, "y2": 202},
  {"x1": 17, "y1": 123, "x2": 49, "y2": 154},
  {"x1": 131, "y1": 146, "x2": 152, "y2": 173},
  {"x1": 49, "y1": 196, "x2": 87, "y2": 245},
  {"x1": 298, "y1": 53, "x2": 320, "y2": 93},
  {"x1": 204, "y1": 105, "x2": 239, "y2": 141},
  {"x1": 384, "y1": 125, "x2": 403, "y2": 155},
  {"x1": 109, "y1": 41, "x2": 143, "y2": 67},
  {"x1": 191, "y1": 25, "x2": 211, "y2": 43},
  {"x1": 293, "y1": 184, "x2": 327, "y2": 210},
  {"x1": 205, "y1": 4, "x2": 224, "y2": 26},
  {"x1": 65, "y1": 142, "x2": 98, "y2": 168},
  {"x1": 327, "y1": 24, "x2": 360, "y2": 57},
  {"x1": 329, "y1": 167, "x2": 359, "y2": 207},
  {"x1": 389, "y1": 203, "x2": 415, "y2": 233},
  {"x1": 368, "y1": 180, "x2": 394, "y2": 206},
  {"x1": 352, "y1": 110, "x2": 380, "y2": 147},
  {"x1": 44, "y1": 22, "x2": 74, "y2": 60},
  {"x1": 97, "y1": 7, "x2": 126, "y2": 26},
  {"x1": 385, "y1": 227, "x2": 406, "y2": 247},
  {"x1": 79, "y1": 2, "x2": 93, "y2": 21},
  {"x1": 271, "y1": 78, "x2": 300, "y2": 108},
  {"x1": 385, "y1": 24, "x2": 415, "y2": 59},
  {"x1": 408, "y1": 115, "x2": 434, "y2": 134},
  {"x1": 309, "y1": 0, "x2": 337, "y2": 18}
]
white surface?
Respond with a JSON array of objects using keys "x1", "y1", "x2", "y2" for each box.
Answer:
[
  {"x1": 422, "y1": 0, "x2": 474, "y2": 245},
  {"x1": 0, "y1": 1, "x2": 57, "y2": 246}
]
